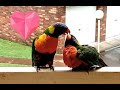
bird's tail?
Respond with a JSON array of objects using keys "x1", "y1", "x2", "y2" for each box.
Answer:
[
  {"x1": 32, "y1": 38, "x2": 36, "y2": 53},
  {"x1": 98, "y1": 57, "x2": 108, "y2": 67},
  {"x1": 88, "y1": 57, "x2": 107, "y2": 70},
  {"x1": 32, "y1": 38, "x2": 37, "y2": 66}
]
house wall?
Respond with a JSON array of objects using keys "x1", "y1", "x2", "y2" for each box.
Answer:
[
  {"x1": 65, "y1": 6, "x2": 96, "y2": 45},
  {"x1": 0, "y1": 6, "x2": 66, "y2": 54},
  {"x1": 105, "y1": 6, "x2": 120, "y2": 39},
  {"x1": 0, "y1": 6, "x2": 107, "y2": 54}
]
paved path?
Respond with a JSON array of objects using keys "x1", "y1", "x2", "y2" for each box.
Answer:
[
  {"x1": 100, "y1": 46, "x2": 120, "y2": 66},
  {"x1": 89, "y1": 35, "x2": 120, "y2": 66}
]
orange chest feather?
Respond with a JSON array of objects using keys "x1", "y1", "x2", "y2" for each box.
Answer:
[
  {"x1": 63, "y1": 45, "x2": 82, "y2": 68},
  {"x1": 34, "y1": 34, "x2": 58, "y2": 53}
]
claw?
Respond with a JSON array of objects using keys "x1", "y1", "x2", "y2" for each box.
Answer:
[
  {"x1": 36, "y1": 68, "x2": 39, "y2": 72},
  {"x1": 37, "y1": 67, "x2": 41, "y2": 72},
  {"x1": 34, "y1": 65, "x2": 54, "y2": 72},
  {"x1": 34, "y1": 66, "x2": 40, "y2": 72},
  {"x1": 90, "y1": 65, "x2": 101, "y2": 70},
  {"x1": 50, "y1": 66, "x2": 54, "y2": 71}
]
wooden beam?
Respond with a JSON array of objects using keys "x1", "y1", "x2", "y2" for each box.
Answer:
[
  {"x1": 0, "y1": 67, "x2": 120, "y2": 72},
  {"x1": 0, "y1": 67, "x2": 120, "y2": 84}
]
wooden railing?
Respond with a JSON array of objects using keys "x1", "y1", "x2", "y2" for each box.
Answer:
[{"x1": 0, "y1": 67, "x2": 120, "y2": 84}]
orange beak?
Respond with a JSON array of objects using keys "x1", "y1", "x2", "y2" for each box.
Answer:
[
  {"x1": 66, "y1": 28, "x2": 70, "y2": 33},
  {"x1": 66, "y1": 33, "x2": 71, "y2": 40},
  {"x1": 64, "y1": 28, "x2": 70, "y2": 35}
]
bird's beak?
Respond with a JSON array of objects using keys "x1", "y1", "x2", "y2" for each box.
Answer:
[
  {"x1": 66, "y1": 29, "x2": 70, "y2": 33},
  {"x1": 64, "y1": 29, "x2": 70, "y2": 35},
  {"x1": 64, "y1": 32, "x2": 71, "y2": 44},
  {"x1": 66, "y1": 33, "x2": 71, "y2": 40},
  {"x1": 64, "y1": 34, "x2": 67, "y2": 41}
]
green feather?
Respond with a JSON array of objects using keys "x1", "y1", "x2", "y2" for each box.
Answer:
[
  {"x1": 43, "y1": 28, "x2": 50, "y2": 35},
  {"x1": 77, "y1": 45, "x2": 100, "y2": 66},
  {"x1": 43, "y1": 26, "x2": 57, "y2": 38}
]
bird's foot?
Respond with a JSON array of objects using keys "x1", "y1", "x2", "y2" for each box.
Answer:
[
  {"x1": 36, "y1": 67, "x2": 41, "y2": 72},
  {"x1": 90, "y1": 65, "x2": 101, "y2": 70},
  {"x1": 49, "y1": 66, "x2": 54, "y2": 71},
  {"x1": 34, "y1": 65, "x2": 54, "y2": 72},
  {"x1": 34, "y1": 66, "x2": 41, "y2": 72}
]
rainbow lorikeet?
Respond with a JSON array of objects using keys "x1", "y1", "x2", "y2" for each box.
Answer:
[
  {"x1": 63, "y1": 33, "x2": 107, "y2": 72},
  {"x1": 32, "y1": 22, "x2": 70, "y2": 72}
]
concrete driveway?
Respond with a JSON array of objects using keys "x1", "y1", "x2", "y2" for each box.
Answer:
[
  {"x1": 89, "y1": 36, "x2": 120, "y2": 67},
  {"x1": 100, "y1": 46, "x2": 120, "y2": 67}
]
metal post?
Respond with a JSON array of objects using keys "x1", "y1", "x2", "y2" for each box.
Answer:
[
  {"x1": 95, "y1": 10, "x2": 104, "y2": 53},
  {"x1": 97, "y1": 19, "x2": 100, "y2": 53}
]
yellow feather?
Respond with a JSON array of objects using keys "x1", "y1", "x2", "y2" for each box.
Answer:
[
  {"x1": 35, "y1": 34, "x2": 47, "y2": 47},
  {"x1": 48, "y1": 25, "x2": 55, "y2": 34},
  {"x1": 38, "y1": 33, "x2": 46, "y2": 40}
]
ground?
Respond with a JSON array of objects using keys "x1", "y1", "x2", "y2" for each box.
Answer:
[
  {"x1": 0, "y1": 46, "x2": 120, "y2": 67},
  {"x1": 0, "y1": 56, "x2": 31, "y2": 65},
  {"x1": 0, "y1": 56, "x2": 67, "y2": 67}
]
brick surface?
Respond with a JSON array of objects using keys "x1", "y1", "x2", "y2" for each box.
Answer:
[
  {"x1": 0, "y1": 6, "x2": 107, "y2": 54},
  {"x1": 0, "y1": 6, "x2": 65, "y2": 54}
]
